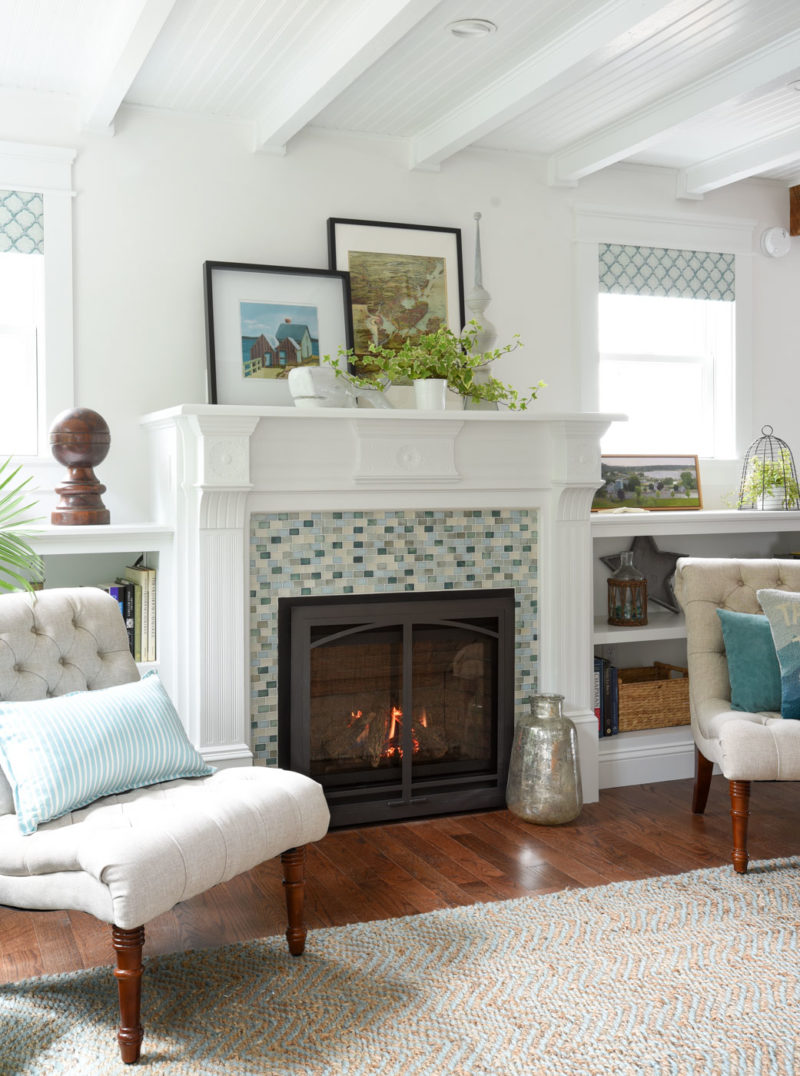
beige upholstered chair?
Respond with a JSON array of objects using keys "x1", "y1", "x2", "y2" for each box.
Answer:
[
  {"x1": 0, "y1": 587, "x2": 329, "y2": 1064},
  {"x1": 673, "y1": 558, "x2": 800, "y2": 873}
]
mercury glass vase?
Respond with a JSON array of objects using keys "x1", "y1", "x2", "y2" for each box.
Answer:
[{"x1": 506, "y1": 694, "x2": 583, "y2": 825}]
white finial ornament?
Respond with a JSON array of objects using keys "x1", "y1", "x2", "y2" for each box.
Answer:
[{"x1": 466, "y1": 212, "x2": 496, "y2": 352}]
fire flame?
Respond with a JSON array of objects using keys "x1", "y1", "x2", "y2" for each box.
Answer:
[{"x1": 349, "y1": 704, "x2": 421, "y2": 758}]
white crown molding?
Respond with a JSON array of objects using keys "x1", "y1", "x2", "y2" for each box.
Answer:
[{"x1": 572, "y1": 202, "x2": 757, "y2": 254}]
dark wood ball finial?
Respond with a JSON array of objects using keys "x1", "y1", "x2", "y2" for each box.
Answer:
[{"x1": 49, "y1": 407, "x2": 111, "y2": 525}]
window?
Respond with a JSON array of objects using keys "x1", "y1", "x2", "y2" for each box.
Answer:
[
  {"x1": 597, "y1": 244, "x2": 735, "y2": 459},
  {"x1": 0, "y1": 143, "x2": 75, "y2": 458},
  {"x1": 0, "y1": 238, "x2": 43, "y2": 455}
]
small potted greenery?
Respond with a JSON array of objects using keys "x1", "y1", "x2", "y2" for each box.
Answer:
[
  {"x1": 327, "y1": 320, "x2": 545, "y2": 410},
  {"x1": 738, "y1": 448, "x2": 800, "y2": 510},
  {"x1": 0, "y1": 458, "x2": 43, "y2": 592}
]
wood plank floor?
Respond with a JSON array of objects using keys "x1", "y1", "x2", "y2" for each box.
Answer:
[{"x1": 2, "y1": 774, "x2": 798, "y2": 983}]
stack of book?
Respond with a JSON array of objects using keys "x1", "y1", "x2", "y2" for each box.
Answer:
[
  {"x1": 97, "y1": 557, "x2": 157, "y2": 662},
  {"x1": 593, "y1": 655, "x2": 618, "y2": 737}
]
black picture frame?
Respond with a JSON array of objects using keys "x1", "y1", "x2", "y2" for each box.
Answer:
[
  {"x1": 327, "y1": 218, "x2": 465, "y2": 355},
  {"x1": 204, "y1": 260, "x2": 353, "y2": 405}
]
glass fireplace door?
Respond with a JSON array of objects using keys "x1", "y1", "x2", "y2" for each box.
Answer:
[{"x1": 280, "y1": 590, "x2": 513, "y2": 825}]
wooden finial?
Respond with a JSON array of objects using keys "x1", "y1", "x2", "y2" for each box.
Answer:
[{"x1": 49, "y1": 408, "x2": 111, "y2": 525}]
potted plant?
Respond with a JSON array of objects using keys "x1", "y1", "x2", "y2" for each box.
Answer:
[
  {"x1": 738, "y1": 449, "x2": 800, "y2": 510},
  {"x1": 0, "y1": 458, "x2": 43, "y2": 592},
  {"x1": 327, "y1": 320, "x2": 545, "y2": 410}
]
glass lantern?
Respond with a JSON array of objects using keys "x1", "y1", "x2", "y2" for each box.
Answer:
[{"x1": 607, "y1": 550, "x2": 648, "y2": 626}]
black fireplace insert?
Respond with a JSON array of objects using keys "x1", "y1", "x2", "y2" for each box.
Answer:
[{"x1": 278, "y1": 589, "x2": 514, "y2": 826}]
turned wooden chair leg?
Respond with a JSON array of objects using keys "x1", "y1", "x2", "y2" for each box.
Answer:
[
  {"x1": 112, "y1": 925, "x2": 145, "y2": 1064},
  {"x1": 692, "y1": 747, "x2": 714, "y2": 814},
  {"x1": 281, "y1": 845, "x2": 307, "y2": 956},
  {"x1": 729, "y1": 780, "x2": 751, "y2": 874}
]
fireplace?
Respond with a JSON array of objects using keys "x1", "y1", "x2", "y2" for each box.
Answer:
[{"x1": 278, "y1": 589, "x2": 515, "y2": 826}]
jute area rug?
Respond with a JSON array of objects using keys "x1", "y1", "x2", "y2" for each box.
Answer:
[{"x1": 2, "y1": 857, "x2": 798, "y2": 1076}]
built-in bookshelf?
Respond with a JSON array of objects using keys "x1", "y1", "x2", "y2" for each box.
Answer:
[
  {"x1": 592, "y1": 509, "x2": 800, "y2": 789},
  {"x1": 29, "y1": 523, "x2": 174, "y2": 681}
]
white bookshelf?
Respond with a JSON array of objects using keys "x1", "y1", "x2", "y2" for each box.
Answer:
[
  {"x1": 592, "y1": 509, "x2": 800, "y2": 788},
  {"x1": 29, "y1": 523, "x2": 175, "y2": 687}
]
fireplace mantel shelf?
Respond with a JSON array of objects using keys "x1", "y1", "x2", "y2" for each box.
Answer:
[
  {"x1": 144, "y1": 403, "x2": 622, "y2": 424},
  {"x1": 142, "y1": 404, "x2": 620, "y2": 804}
]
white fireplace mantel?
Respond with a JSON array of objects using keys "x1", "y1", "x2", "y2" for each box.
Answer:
[{"x1": 142, "y1": 404, "x2": 618, "y2": 801}]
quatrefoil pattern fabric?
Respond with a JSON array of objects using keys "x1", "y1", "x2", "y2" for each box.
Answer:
[
  {"x1": 599, "y1": 243, "x2": 734, "y2": 301},
  {"x1": 0, "y1": 189, "x2": 44, "y2": 254}
]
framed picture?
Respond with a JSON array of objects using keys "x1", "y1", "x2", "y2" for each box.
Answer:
[
  {"x1": 592, "y1": 455, "x2": 702, "y2": 512},
  {"x1": 327, "y1": 218, "x2": 465, "y2": 356},
  {"x1": 204, "y1": 261, "x2": 353, "y2": 405}
]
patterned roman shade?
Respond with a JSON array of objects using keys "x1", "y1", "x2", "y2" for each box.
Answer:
[
  {"x1": 0, "y1": 189, "x2": 44, "y2": 254},
  {"x1": 599, "y1": 243, "x2": 734, "y2": 301}
]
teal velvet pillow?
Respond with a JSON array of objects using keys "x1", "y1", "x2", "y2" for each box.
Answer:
[
  {"x1": 755, "y1": 589, "x2": 800, "y2": 720},
  {"x1": 717, "y1": 608, "x2": 782, "y2": 713},
  {"x1": 0, "y1": 670, "x2": 215, "y2": 834}
]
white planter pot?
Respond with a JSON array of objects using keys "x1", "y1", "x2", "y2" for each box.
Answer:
[{"x1": 413, "y1": 378, "x2": 448, "y2": 410}]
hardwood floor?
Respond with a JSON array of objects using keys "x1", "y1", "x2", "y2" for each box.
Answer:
[{"x1": 2, "y1": 774, "x2": 798, "y2": 983}]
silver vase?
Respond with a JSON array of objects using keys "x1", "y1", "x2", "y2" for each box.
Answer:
[{"x1": 506, "y1": 694, "x2": 583, "y2": 825}]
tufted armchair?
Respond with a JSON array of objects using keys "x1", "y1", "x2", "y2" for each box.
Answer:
[
  {"x1": 0, "y1": 587, "x2": 330, "y2": 1063},
  {"x1": 673, "y1": 558, "x2": 800, "y2": 873}
]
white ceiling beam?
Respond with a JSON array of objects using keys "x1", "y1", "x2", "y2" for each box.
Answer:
[
  {"x1": 549, "y1": 28, "x2": 800, "y2": 186},
  {"x1": 678, "y1": 127, "x2": 800, "y2": 196},
  {"x1": 254, "y1": 0, "x2": 439, "y2": 154},
  {"x1": 409, "y1": 0, "x2": 672, "y2": 172},
  {"x1": 82, "y1": 0, "x2": 179, "y2": 134}
]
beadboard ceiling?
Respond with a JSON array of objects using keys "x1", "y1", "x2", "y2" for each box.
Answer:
[{"x1": 4, "y1": 0, "x2": 800, "y2": 195}]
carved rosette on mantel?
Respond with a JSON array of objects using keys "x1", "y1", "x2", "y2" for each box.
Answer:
[{"x1": 140, "y1": 405, "x2": 617, "y2": 801}]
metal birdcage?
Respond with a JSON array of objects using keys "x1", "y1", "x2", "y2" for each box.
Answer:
[{"x1": 737, "y1": 425, "x2": 800, "y2": 510}]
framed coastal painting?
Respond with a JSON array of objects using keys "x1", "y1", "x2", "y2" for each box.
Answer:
[
  {"x1": 327, "y1": 218, "x2": 465, "y2": 357},
  {"x1": 203, "y1": 261, "x2": 352, "y2": 405},
  {"x1": 592, "y1": 455, "x2": 702, "y2": 511}
]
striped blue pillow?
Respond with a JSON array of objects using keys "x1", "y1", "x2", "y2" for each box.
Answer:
[{"x1": 0, "y1": 670, "x2": 215, "y2": 835}]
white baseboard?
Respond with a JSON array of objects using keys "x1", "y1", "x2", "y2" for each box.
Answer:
[
  {"x1": 201, "y1": 744, "x2": 254, "y2": 767},
  {"x1": 598, "y1": 725, "x2": 696, "y2": 789}
]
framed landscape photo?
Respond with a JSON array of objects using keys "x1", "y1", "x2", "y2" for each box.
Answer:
[
  {"x1": 204, "y1": 261, "x2": 353, "y2": 405},
  {"x1": 327, "y1": 218, "x2": 465, "y2": 357},
  {"x1": 592, "y1": 455, "x2": 702, "y2": 512}
]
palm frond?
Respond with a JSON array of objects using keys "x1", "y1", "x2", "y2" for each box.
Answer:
[{"x1": 0, "y1": 458, "x2": 44, "y2": 592}]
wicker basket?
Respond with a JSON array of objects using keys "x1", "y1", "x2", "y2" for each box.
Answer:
[{"x1": 617, "y1": 662, "x2": 690, "y2": 731}]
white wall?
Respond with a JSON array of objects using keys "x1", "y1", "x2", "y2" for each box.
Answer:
[{"x1": 9, "y1": 99, "x2": 800, "y2": 520}]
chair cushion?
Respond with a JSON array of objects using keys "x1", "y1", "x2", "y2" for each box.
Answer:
[
  {"x1": 0, "y1": 670, "x2": 214, "y2": 834},
  {"x1": 756, "y1": 589, "x2": 800, "y2": 720},
  {"x1": 716, "y1": 608, "x2": 782, "y2": 713},
  {"x1": 0, "y1": 767, "x2": 331, "y2": 928}
]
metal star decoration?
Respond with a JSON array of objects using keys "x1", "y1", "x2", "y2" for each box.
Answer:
[{"x1": 600, "y1": 534, "x2": 685, "y2": 614}]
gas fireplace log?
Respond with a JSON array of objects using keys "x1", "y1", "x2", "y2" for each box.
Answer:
[{"x1": 414, "y1": 722, "x2": 447, "y2": 760}]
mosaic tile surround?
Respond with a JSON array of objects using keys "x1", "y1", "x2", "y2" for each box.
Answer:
[{"x1": 249, "y1": 508, "x2": 538, "y2": 764}]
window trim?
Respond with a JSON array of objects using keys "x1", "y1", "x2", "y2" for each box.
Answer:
[
  {"x1": 573, "y1": 204, "x2": 754, "y2": 461},
  {"x1": 0, "y1": 140, "x2": 76, "y2": 459}
]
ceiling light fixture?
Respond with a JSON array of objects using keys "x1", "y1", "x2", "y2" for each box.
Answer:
[{"x1": 447, "y1": 19, "x2": 497, "y2": 38}]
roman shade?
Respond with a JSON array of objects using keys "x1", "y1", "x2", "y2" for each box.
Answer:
[{"x1": 598, "y1": 244, "x2": 734, "y2": 301}]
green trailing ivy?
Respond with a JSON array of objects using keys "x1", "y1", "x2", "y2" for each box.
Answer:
[
  {"x1": 0, "y1": 458, "x2": 43, "y2": 592},
  {"x1": 327, "y1": 320, "x2": 545, "y2": 410}
]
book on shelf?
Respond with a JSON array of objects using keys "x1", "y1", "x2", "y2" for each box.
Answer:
[
  {"x1": 593, "y1": 655, "x2": 603, "y2": 735},
  {"x1": 121, "y1": 558, "x2": 157, "y2": 663},
  {"x1": 597, "y1": 656, "x2": 618, "y2": 737},
  {"x1": 97, "y1": 581, "x2": 135, "y2": 656}
]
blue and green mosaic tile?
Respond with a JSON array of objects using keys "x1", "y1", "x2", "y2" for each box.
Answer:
[{"x1": 249, "y1": 509, "x2": 538, "y2": 765}]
